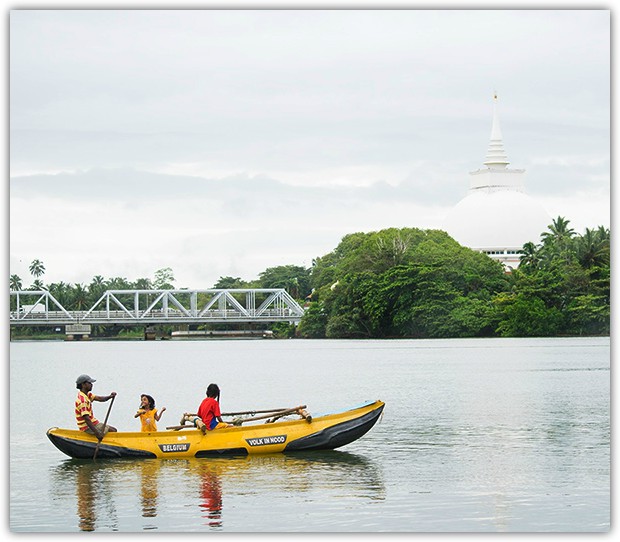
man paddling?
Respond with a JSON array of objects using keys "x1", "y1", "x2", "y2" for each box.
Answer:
[{"x1": 75, "y1": 374, "x2": 117, "y2": 439}]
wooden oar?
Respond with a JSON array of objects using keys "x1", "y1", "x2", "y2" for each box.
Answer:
[{"x1": 93, "y1": 395, "x2": 115, "y2": 460}]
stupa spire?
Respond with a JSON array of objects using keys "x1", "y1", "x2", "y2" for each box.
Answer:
[{"x1": 483, "y1": 92, "x2": 510, "y2": 169}]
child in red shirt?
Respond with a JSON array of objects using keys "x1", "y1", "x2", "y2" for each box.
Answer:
[{"x1": 181, "y1": 383, "x2": 232, "y2": 434}]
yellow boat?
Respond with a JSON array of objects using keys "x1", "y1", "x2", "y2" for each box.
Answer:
[{"x1": 47, "y1": 400, "x2": 385, "y2": 459}]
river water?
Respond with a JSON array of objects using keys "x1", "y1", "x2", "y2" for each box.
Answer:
[{"x1": 8, "y1": 337, "x2": 610, "y2": 533}]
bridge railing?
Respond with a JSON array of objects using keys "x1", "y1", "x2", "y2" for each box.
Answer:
[{"x1": 9, "y1": 289, "x2": 306, "y2": 326}]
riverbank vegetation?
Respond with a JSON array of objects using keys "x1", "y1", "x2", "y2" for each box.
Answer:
[
  {"x1": 299, "y1": 217, "x2": 609, "y2": 338},
  {"x1": 10, "y1": 216, "x2": 609, "y2": 339}
]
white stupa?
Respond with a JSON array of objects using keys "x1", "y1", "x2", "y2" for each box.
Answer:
[{"x1": 442, "y1": 94, "x2": 550, "y2": 269}]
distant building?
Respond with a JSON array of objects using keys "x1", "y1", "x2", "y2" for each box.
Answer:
[{"x1": 442, "y1": 95, "x2": 550, "y2": 270}]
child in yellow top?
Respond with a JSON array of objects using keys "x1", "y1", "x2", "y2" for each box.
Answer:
[{"x1": 135, "y1": 394, "x2": 166, "y2": 432}]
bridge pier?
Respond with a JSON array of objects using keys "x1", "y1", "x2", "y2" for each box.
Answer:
[{"x1": 65, "y1": 324, "x2": 92, "y2": 341}]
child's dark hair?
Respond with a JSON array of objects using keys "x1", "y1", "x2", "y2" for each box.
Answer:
[
  {"x1": 206, "y1": 383, "x2": 220, "y2": 401},
  {"x1": 140, "y1": 394, "x2": 155, "y2": 409}
]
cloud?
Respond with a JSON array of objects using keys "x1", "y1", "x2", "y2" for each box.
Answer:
[
  {"x1": 9, "y1": 168, "x2": 452, "y2": 286},
  {"x1": 8, "y1": 9, "x2": 610, "y2": 287}
]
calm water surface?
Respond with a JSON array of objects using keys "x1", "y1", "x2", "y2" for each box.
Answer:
[{"x1": 9, "y1": 337, "x2": 610, "y2": 532}]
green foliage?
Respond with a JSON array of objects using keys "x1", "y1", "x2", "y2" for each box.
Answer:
[
  {"x1": 449, "y1": 297, "x2": 501, "y2": 337},
  {"x1": 311, "y1": 228, "x2": 430, "y2": 290},
  {"x1": 10, "y1": 274, "x2": 22, "y2": 291},
  {"x1": 502, "y1": 216, "x2": 610, "y2": 336},
  {"x1": 213, "y1": 276, "x2": 250, "y2": 289},
  {"x1": 296, "y1": 302, "x2": 327, "y2": 338},
  {"x1": 29, "y1": 259, "x2": 45, "y2": 279},
  {"x1": 495, "y1": 294, "x2": 563, "y2": 337},
  {"x1": 324, "y1": 273, "x2": 379, "y2": 338},
  {"x1": 565, "y1": 294, "x2": 610, "y2": 336},
  {"x1": 153, "y1": 267, "x2": 175, "y2": 289},
  {"x1": 106, "y1": 276, "x2": 132, "y2": 289},
  {"x1": 307, "y1": 228, "x2": 510, "y2": 339},
  {"x1": 88, "y1": 275, "x2": 106, "y2": 303},
  {"x1": 134, "y1": 277, "x2": 153, "y2": 290},
  {"x1": 302, "y1": 219, "x2": 609, "y2": 339},
  {"x1": 269, "y1": 322, "x2": 297, "y2": 339},
  {"x1": 71, "y1": 283, "x2": 89, "y2": 310},
  {"x1": 326, "y1": 314, "x2": 366, "y2": 338},
  {"x1": 258, "y1": 265, "x2": 311, "y2": 299}
]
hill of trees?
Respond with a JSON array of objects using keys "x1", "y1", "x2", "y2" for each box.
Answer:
[{"x1": 298, "y1": 217, "x2": 609, "y2": 338}]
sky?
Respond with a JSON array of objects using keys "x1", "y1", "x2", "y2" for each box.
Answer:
[{"x1": 7, "y1": 6, "x2": 611, "y2": 290}]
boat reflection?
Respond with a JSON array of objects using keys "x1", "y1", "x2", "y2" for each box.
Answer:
[
  {"x1": 75, "y1": 460, "x2": 96, "y2": 531},
  {"x1": 197, "y1": 461, "x2": 223, "y2": 527},
  {"x1": 139, "y1": 460, "x2": 159, "y2": 523},
  {"x1": 50, "y1": 450, "x2": 384, "y2": 532},
  {"x1": 51, "y1": 460, "x2": 121, "y2": 532}
]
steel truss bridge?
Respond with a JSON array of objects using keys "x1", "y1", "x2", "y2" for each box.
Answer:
[{"x1": 9, "y1": 289, "x2": 306, "y2": 327}]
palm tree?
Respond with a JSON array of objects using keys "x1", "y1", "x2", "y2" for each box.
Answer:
[
  {"x1": 541, "y1": 216, "x2": 575, "y2": 245},
  {"x1": 106, "y1": 276, "x2": 131, "y2": 290},
  {"x1": 576, "y1": 227, "x2": 610, "y2": 270},
  {"x1": 88, "y1": 275, "x2": 107, "y2": 305},
  {"x1": 519, "y1": 242, "x2": 540, "y2": 270},
  {"x1": 90, "y1": 275, "x2": 106, "y2": 289},
  {"x1": 596, "y1": 225, "x2": 610, "y2": 242},
  {"x1": 540, "y1": 216, "x2": 576, "y2": 264},
  {"x1": 29, "y1": 259, "x2": 46, "y2": 279},
  {"x1": 134, "y1": 277, "x2": 153, "y2": 290},
  {"x1": 10, "y1": 274, "x2": 22, "y2": 291},
  {"x1": 71, "y1": 283, "x2": 89, "y2": 311},
  {"x1": 134, "y1": 277, "x2": 154, "y2": 312},
  {"x1": 29, "y1": 279, "x2": 45, "y2": 290},
  {"x1": 48, "y1": 282, "x2": 71, "y2": 308}
]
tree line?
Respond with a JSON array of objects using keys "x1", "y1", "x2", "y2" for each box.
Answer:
[
  {"x1": 298, "y1": 217, "x2": 609, "y2": 338},
  {"x1": 9, "y1": 216, "x2": 610, "y2": 338}
]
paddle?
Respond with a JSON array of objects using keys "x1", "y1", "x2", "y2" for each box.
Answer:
[{"x1": 93, "y1": 394, "x2": 116, "y2": 460}]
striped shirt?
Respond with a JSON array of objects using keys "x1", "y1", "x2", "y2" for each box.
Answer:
[{"x1": 75, "y1": 390, "x2": 99, "y2": 431}]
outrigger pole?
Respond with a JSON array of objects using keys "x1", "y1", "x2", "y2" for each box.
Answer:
[{"x1": 165, "y1": 405, "x2": 311, "y2": 430}]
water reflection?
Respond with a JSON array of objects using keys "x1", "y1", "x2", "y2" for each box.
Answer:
[
  {"x1": 49, "y1": 450, "x2": 384, "y2": 532},
  {"x1": 139, "y1": 460, "x2": 159, "y2": 522},
  {"x1": 197, "y1": 461, "x2": 223, "y2": 527},
  {"x1": 75, "y1": 461, "x2": 96, "y2": 531},
  {"x1": 51, "y1": 460, "x2": 121, "y2": 532}
]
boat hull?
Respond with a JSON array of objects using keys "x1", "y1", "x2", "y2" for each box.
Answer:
[{"x1": 47, "y1": 400, "x2": 384, "y2": 460}]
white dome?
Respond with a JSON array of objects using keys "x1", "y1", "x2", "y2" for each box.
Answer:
[{"x1": 442, "y1": 189, "x2": 550, "y2": 250}]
